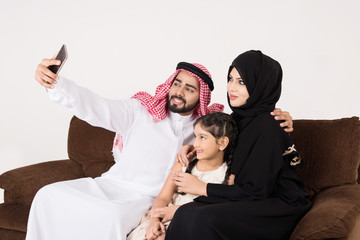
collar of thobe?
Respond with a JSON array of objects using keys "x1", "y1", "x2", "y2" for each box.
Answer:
[{"x1": 168, "y1": 111, "x2": 196, "y2": 125}]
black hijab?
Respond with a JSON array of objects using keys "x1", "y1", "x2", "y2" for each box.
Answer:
[
  {"x1": 228, "y1": 50, "x2": 283, "y2": 120},
  {"x1": 229, "y1": 50, "x2": 293, "y2": 179}
]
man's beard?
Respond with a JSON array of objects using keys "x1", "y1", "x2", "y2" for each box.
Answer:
[{"x1": 167, "y1": 95, "x2": 199, "y2": 114}]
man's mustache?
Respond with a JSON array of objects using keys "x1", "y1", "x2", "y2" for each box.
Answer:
[{"x1": 170, "y1": 95, "x2": 186, "y2": 104}]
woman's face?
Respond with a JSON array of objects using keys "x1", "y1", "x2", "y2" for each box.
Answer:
[{"x1": 227, "y1": 67, "x2": 249, "y2": 107}]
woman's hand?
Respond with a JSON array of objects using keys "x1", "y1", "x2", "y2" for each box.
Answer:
[
  {"x1": 173, "y1": 172, "x2": 207, "y2": 196},
  {"x1": 176, "y1": 145, "x2": 196, "y2": 167},
  {"x1": 145, "y1": 218, "x2": 165, "y2": 240},
  {"x1": 271, "y1": 108, "x2": 293, "y2": 133},
  {"x1": 228, "y1": 174, "x2": 235, "y2": 185},
  {"x1": 148, "y1": 205, "x2": 180, "y2": 223}
]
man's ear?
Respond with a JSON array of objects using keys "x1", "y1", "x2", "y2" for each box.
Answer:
[{"x1": 218, "y1": 136, "x2": 229, "y2": 151}]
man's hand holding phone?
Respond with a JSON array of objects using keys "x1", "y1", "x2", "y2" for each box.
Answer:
[{"x1": 35, "y1": 44, "x2": 68, "y2": 89}]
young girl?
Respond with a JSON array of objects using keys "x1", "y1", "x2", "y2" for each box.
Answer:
[
  {"x1": 127, "y1": 112, "x2": 238, "y2": 240},
  {"x1": 165, "y1": 50, "x2": 312, "y2": 240}
]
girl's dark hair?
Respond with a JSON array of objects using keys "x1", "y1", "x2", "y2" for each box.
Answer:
[{"x1": 185, "y1": 112, "x2": 238, "y2": 184}]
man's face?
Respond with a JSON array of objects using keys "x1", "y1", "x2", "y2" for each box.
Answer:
[{"x1": 168, "y1": 70, "x2": 200, "y2": 115}]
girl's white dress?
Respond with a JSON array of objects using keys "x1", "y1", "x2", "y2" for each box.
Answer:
[{"x1": 127, "y1": 162, "x2": 228, "y2": 240}]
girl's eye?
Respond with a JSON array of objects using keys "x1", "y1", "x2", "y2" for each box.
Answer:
[
  {"x1": 239, "y1": 80, "x2": 245, "y2": 85},
  {"x1": 200, "y1": 136, "x2": 205, "y2": 140},
  {"x1": 228, "y1": 77, "x2": 234, "y2": 82}
]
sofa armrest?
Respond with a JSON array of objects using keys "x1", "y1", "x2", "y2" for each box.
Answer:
[
  {"x1": 0, "y1": 160, "x2": 85, "y2": 205},
  {"x1": 290, "y1": 184, "x2": 360, "y2": 240}
]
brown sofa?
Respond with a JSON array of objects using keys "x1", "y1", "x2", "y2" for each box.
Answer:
[{"x1": 0, "y1": 116, "x2": 359, "y2": 240}]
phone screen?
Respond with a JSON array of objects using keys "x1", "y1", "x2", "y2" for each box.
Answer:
[{"x1": 48, "y1": 44, "x2": 68, "y2": 74}]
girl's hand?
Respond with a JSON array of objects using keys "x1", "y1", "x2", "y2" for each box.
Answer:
[
  {"x1": 148, "y1": 205, "x2": 180, "y2": 223},
  {"x1": 145, "y1": 219, "x2": 165, "y2": 240},
  {"x1": 173, "y1": 172, "x2": 207, "y2": 196},
  {"x1": 176, "y1": 145, "x2": 196, "y2": 167}
]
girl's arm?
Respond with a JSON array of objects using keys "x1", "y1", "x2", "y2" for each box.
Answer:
[
  {"x1": 149, "y1": 161, "x2": 182, "y2": 212},
  {"x1": 145, "y1": 161, "x2": 182, "y2": 238}
]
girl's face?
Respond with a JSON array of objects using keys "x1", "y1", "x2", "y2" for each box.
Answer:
[
  {"x1": 227, "y1": 67, "x2": 250, "y2": 107},
  {"x1": 193, "y1": 123, "x2": 225, "y2": 161}
]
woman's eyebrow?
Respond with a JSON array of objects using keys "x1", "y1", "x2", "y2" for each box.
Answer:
[{"x1": 229, "y1": 75, "x2": 243, "y2": 80}]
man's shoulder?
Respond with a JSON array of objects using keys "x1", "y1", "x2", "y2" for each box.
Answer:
[
  {"x1": 128, "y1": 98, "x2": 156, "y2": 119},
  {"x1": 129, "y1": 98, "x2": 142, "y2": 107}
]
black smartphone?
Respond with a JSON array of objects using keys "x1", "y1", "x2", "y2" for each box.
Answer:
[{"x1": 48, "y1": 44, "x2": 68, "y2": 74}]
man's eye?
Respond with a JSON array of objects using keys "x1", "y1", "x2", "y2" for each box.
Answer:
[
  {"x1": 186, "y1": 88, "x2": 194, "y2": 93},
  {"x1": 174, "y1": 83, "x2": 180, "y2": 87}
]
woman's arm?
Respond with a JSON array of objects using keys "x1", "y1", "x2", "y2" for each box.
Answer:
[
  {"x1": 205, "y1": 117, "x2": 286, "y2": 201},
  {"x1": 176, "y1": 109, "x2": 293, "y2": 167},
  {"x1": 172, "y1": 171, "x2": 207, "y2": 196}
]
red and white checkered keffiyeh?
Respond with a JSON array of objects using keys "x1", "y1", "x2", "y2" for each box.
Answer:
[
  {"x1": 131, "y1": 63, "x2": 224, "y2": 121},
  {"x1": 113, "y1": 63, "x2": 224, "y2": 153}
]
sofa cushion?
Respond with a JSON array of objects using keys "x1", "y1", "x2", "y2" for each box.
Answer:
[
  {"x1": 67, "y1": 116, "x2": 116, "y2": 178},
  {"x1": 0, "y1": 160, "x2": 85, "y2": 205},
  {"x1": 290, "y1": 184, "x2": 360, "y2": 240},
  {"x1": 291, "y1": 117, "x2": 360, "y2": 197},
  {"x1": 0, "y1": 203, "x2": 29, "y2": 232},
  {"x1": 0, "y1": 228, "x2": 26, "y2": 240}
]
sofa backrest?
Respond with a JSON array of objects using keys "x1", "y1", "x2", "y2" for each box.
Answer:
[
  {"x1": 291, "y1": 117, "x2": 360, "y2": 198},
  {"x1": 67, "y1": 116, "x2": 115, "y2": 178},
  {"x1": 67, "y1": 115, "x2": 360, "y2": 198}
]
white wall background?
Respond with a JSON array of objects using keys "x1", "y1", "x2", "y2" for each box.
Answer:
[{"x1": 0, "y1": 0, "x2": 359, "y2": 195}]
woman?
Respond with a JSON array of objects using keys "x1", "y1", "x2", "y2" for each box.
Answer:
[{"x1": 165, "y1": 50, "x2": 311, "y2": 240}]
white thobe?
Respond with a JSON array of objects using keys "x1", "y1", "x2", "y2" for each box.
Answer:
[{"x1": 26, "y1": 77, "x2": 197, "y2": 240}]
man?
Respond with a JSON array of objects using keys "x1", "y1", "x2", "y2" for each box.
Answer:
[{"x1": 27, "y1": 58, "x2": 292, "y2": 240}]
